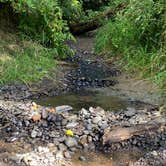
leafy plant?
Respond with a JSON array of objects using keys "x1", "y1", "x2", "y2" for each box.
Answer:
[{"x1": 95, "y1": 0, "x2": 166, "y2": 88}]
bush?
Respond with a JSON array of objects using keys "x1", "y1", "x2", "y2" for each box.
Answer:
[
  {"x1": 0, "y1": 0, "x2": 74, "y2": 57},
  {"x1": 95, "y1": 0, "x2": 166, "y2": 87}
]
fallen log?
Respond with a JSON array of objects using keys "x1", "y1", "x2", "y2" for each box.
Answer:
[
  {"x1": 102, "y1": 121, "x2": 166, "y2": 144},
  {"x1": 69, "y1": 4, "x2": 125, "y2": 35}
]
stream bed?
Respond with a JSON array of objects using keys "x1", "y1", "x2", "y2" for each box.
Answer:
[{"x1": 0, "y1": 36, "x2": 165, "y2": 166}]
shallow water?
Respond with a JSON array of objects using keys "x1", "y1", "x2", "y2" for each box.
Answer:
[
  {"x1": 36, "y1": 89, "x2": 130, "y2": 111},
  {"x1": 35, "y1": 37, "x2": 147, "y2": 166}
]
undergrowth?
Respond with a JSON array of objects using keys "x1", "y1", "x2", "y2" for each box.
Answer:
[
  {"x1": 0, "y1": 33, "x2": 56, "y2": 84},
  {"x1": 95, "y1": 0, "x2": 166, "y2": 89}
]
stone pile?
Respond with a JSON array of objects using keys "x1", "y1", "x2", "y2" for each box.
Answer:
[{"x1": 0, "y1": 100, "x2": 165, "y2": 166}]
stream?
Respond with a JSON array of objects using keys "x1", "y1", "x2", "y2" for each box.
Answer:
[
  {"x1": 34, "y1": 36, "x2": 156, "y2": 166},
  {"x1": 0, "y1": 36, "x2": 165, "y2": 166}
]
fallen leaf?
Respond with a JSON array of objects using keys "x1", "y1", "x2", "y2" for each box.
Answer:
[{"x1": 66, "y1": 129, "x2": 74, "y2": 137}]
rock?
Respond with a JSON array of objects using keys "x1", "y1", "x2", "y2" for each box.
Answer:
[
  {"x1": 95, "y1": 107, "x2": 105, "y2": 116},
  {"x1": 85, "y1": 123, "x2": 92, "y2": 130},
  {"x1": 58, "y1": 143, "x2": 67, "y2": 151},
  {"x1": 64, "y1": 151, "x2": 71, "y2": 159},
  {"x1": 56, "y1": 151, "x2": 64, "y2": 160},
  {"x1": 79, "y1": 135, "x2": 88, "y2": 146},
  {"x1": 31, "y1": 130, "x2": 38, "y2": 138},
  {"x1": 125, "y1": 107, "x2": 136, "y2": 117},
  {"x1": 87, "y1": 136, "x2": 93, "y2": 143},
  {"x1": 89, "y1": 107, "x2": 95, "y2": 113},
  {"x1": 80, "y1": 108, "x2": 90, "y2": 117},
  {"x1": 62, "y1": 119, "x2": 68, "y2": 126},
  {"x1": 92, "y1": 116, "x2": 102, "y2": 124},
  {"x1": 83, "y1": 130, "x2": 89, "y2": 135},
  {"x1": 42, "y1": 110, "x2": 48, "y2": 119},
  {"x1": 66, "y1": 122, "x2": 78, "y2": 128},
  {"x1": 98, "y1": 121, "x2": 108, "y2": 130},
  {"x1": 65, "y1": 137, "x2": 78, "y2": 148},
  {"x1": 79, "y1": 156, "x2": 87, "y2": 161},
  {"x1": 56, "y1": 105, "x2": 73, "y2": 113}
]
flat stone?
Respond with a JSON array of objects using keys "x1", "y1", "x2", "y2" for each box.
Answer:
[{"x1": 56, "y1": 105, "x2": 73, "y2": 113}]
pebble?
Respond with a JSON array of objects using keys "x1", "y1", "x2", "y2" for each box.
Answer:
[
  {"x1": 31, "y1": 130, "x2": 38, "y2": 138},
  {"x1": 64, "y1": 151, "x2": 71, "y2": 159},
  {"x1": 79, "y1": 156, "x2": 87, "y2": 161}
]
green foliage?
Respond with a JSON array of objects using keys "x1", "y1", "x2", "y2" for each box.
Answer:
[
  {"x1": 1, "y1": 0, "x2": 74, "y2": 57},
  {"x1": 0, "y1": 43, "x2": 56, "y2": 84},
  {"x1": 95, "y1": 0, "x2": 166, "y2": 87},
  {"x1": 59, "y1": 0, "x2": 83, "y2": 23}
]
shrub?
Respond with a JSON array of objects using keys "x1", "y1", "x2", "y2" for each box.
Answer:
[
  {"x1": 0, "y1": 0, "x2": 74, "y2": 57},
  {"x1": 95, "y1": 0, "x2": 166, "y2": 87}
]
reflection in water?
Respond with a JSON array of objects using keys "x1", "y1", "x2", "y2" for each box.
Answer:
[{"x1": 36, "y1": 90, "x2": 128, "y2": 111}]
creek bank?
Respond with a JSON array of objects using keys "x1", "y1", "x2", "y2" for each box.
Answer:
[{"x1": 0, "y1": 100, "x2": 165, "y2": 165}]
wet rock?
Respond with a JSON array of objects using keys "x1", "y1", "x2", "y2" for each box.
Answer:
[{"x1": 65, "y1": 137, "x2": 78, "y2": 148}]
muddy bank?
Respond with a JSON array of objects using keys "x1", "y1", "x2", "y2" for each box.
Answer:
[{"x1": 0, "y1": 100, "x2": 165, "y2": 165}]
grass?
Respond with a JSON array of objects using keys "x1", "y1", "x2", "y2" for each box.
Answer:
[
  {"x1": 95, "y1": 0, "x2": 166, "y2": 89},
  {"x1": 0, "y1": 29, "x2": 56, "y2": 85}
]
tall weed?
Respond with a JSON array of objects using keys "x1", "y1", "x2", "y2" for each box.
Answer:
[{"x1": 95, "y1": 0, "x2": 166, "y2": 88}]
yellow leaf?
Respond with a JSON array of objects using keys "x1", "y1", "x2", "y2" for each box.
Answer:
[{"x1": 66, "y1": 129, "x2": 74, "y2": 137}]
